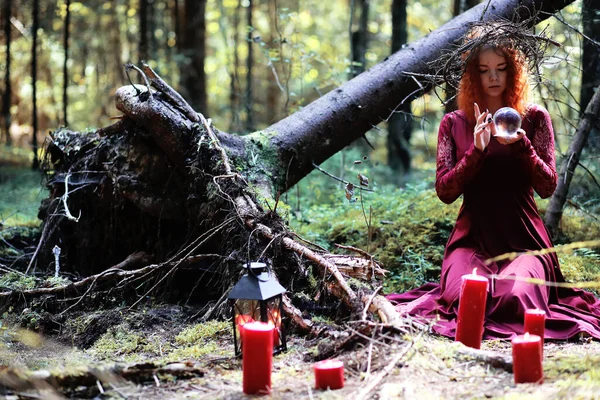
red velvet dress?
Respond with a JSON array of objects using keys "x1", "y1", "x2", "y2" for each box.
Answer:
[{"x1": 387, "y1": 104, "x2": 600, "y2": 340}]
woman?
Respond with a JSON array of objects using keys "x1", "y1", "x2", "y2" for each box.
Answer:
[{"x1": 387, "y1": 22, "x2": 600, "y2": 340}]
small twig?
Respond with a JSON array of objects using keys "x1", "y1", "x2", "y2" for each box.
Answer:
[
  {"x1": 355, "y1": 331, "x2": 423, "y2": 400},
  {"x1": 361, "y1": 286, "x2": 382, "y2": 321},
  {"x1": 61, "y1": 173, "x2": 81, "y2": 222},
  {"x1": 334, "y1": 243, "x2": 373, "y2": 259},
  {"x1": 142, "y1": 61, "x2": 198, "y2": 122},
  {"x1": 364, "y1": 329, "x2": 376, "y2": 380},
  {"x1": 58, "y1": 277, "x2": 98, "y2": 316},
  {"x1": 454, "y1": 345, "x2": 513, "y2": 373},
  {"x1": 124, "y1": 63, "x2": 153, "y2": 98},
  {"x1": 128, "y1": 219, "x2": 234, "y2": 310},
  {"x1": 199, "y1": 114, "x2": 233, "y2": 175},
  {"x1": 291, "y1": 232, "x2": 328, "y2": 253},
  {"x1": 25, "y1": 203, "x2": 62, "y2": 275},
  {"x1": 311, "y1": 162, "x2": 374, "y2": 192},
  {"x1": 484, "y1": 239, "x2": 600, "y2": 265}
]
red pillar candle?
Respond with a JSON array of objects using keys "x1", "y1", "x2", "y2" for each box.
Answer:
[
  {"x1": 314, "y1": 359, "x2": 344, "y2": 390},
  {"x1": 455, "y1": 268, "x2": 489, "y2": 349},
  {"x1": 524, "y1": 308, "x2": 546, "y2": 356},
  {"x1": 242, "y1": 322, "x2": 274, "y2": 395},
  {"x1": 524, "y1": 308, "x2": 546, "y2": 339},
  {"x1": 512, "y1": 333, "x2": 543, "y2": 384}
]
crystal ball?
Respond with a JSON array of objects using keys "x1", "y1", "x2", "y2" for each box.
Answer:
[{"x1": 493, "y1": 107, "x2": 522, "y2": 136}]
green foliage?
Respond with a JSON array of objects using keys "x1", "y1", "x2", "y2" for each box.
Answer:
[
  {"x1": 174, "y1": 320, "x2": 229, "y2": 346},
  {"x1": 291, "y1": 172, "x2": 459, "y2": 293},
  {"x1": 559, "y1": 249, "x2": 600, "y2": 295},
  {"x1": 89, "y1": 324, "x2": 169, "y2": 362},
  {"x1": 0, "y1": 272, "x2": 37, "y2": 291}
]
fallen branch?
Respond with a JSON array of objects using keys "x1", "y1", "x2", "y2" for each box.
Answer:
[
  {"x1": 454, "y1": 345, "x2": 513, "y2": 373},
  {"x1": 0, "y1": 360, "x2": 205, "y2": 396}
]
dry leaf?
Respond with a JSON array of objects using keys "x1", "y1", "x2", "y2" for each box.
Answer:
[
  {"x1": 357, "y1": 173, "x2": 369, "y2": 187},
  {"x1": 345, "y1": 183, "x2": 354, "y2": 201}
]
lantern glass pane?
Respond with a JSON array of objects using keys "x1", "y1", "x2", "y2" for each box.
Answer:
[{"x1": 266, "y1": 297, "x2": 282, "y2": 347}]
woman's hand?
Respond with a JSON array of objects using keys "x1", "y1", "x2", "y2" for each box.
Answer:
[
  {"x1": 493, "y1": 128, "x2": 526, "y2": 145},
  {"x1": 474, "y1": 103, "x2": 492, "y2": 152}
]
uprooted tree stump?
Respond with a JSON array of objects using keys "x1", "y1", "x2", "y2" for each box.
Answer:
[{"x1": 0, "y1": 0, "x2": 574, "y2": 332}]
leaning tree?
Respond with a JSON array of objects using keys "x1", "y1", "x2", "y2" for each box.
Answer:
[{"x1": 3, "y1": 0, "x2": 575, "y2": 328}]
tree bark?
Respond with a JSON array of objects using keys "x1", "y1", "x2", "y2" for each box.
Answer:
[
  {"x1": 545, "y1": 83, "x2": 600, "y2": 237},
  {"x1": 387, "y1": 0, "x2": 412, "y2": 176},
  {"x1": 350, "y1": 0, "x2": 370, "y2": 78},
  {"x1": 63, "y1": 0, "x2": 70, "y2": 127},
  {"x1": 245, "y1": 0, "x2": 255, "y2": 132},
  {"x1": 580, "y1": 0, "x2": 600, "y2": 150},
  {"x1": 180, "y1": 0, "x2": 207, "y2": 114},
  {"x1": 32, "y1": 0, "x2": 39, "y2": 169},
  {"x1": 2, "y1": 0, "x2": 12, "y2": 145},
  {"x1": 139, "y1": 0, "x2": 149, "y2": 63}
]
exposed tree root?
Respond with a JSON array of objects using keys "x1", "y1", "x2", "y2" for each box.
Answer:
[{"x1": 3, "y1": 64, "x2": 402, "y2": 338}]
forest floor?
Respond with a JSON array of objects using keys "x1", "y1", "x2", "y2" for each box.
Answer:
[
  {"x1": 1, "y1": 162, "x2": 600, "y2": 399},
  {"x1": 2, "y1": 304, "x2": 600, "y2": 399}
]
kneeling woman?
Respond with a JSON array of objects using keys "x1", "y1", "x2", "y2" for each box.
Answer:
[{"x1": 388, "y1": 22, "x2": 600, "y2": 340}]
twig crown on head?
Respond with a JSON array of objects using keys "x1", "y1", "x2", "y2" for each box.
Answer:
[{"x1": 433, "y1": 17, "x2": 560, "y2": 91}]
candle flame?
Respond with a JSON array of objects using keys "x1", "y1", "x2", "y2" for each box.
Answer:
[
  {"x1": 524, "y1": 332, "x2": 530, "y2": 340},
  {"x1": 472, "y1": 267, "x2": 478, "y2": 276}
]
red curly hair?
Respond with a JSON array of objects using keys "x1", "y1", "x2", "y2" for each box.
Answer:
[{"x1": 457, "y1": 29, "x2": 530, "y2": 124}]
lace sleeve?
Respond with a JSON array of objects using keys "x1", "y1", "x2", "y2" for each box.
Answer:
[
  {"x1": 435, "y1": 113, "x2": 486, "y2": 204},
  {"x1": 510, "y1": 106, "x2": 558, "y2": 198}
]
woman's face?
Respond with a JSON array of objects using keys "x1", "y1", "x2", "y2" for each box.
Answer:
[{"x1": 478, "y1": 47, "x2": 507, "y2": 100}]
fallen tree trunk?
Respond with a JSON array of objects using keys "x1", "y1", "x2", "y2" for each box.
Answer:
[{"x1": 6, "y1": 0, "x2": 574, "y2": 330}]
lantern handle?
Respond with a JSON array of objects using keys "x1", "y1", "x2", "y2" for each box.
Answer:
[{"x1": 246, "y1": 262, "x2": 272, "y2": 282}]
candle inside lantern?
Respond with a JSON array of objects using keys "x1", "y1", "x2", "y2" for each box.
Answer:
[
  {"x1": 267, "y1": 310, "x2": 281, "y2": 347},
  {"x1": 236, "y1": 314, "x2": 254, "y2": 343},
  {"x1": 512, "y1": 332, "x2": 543, "y2": 384},
  {"x1": 243, "y1": 322, "x2": 274, "y2": 394},
  {"x1": 455, "y1": 268, "x2": 489, "y2": 349},
  {"x1": 314, "y1": 359, "x2": 344, "y2": 390}
]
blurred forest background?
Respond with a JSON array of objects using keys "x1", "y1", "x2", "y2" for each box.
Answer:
[{"x1": 0, "y1": 0, "x2": 599, "y2": 291}]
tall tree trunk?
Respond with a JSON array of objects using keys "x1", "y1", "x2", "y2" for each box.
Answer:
[
  {"x1": 111, "y1": 0, "x2": 126, "y2": 84},
  {"x1": 387, "y1": 0, "x2": 412, "y2": 176},
  {"x1": 350, "y1": 0, "x2": 370, "y2": 78},
  {"x1": 139, "y1": 0, "x2": 149, "y2": 63},
  {"x1": 245, "y1": 0, "x2": 255, "y2": 132},
  {"x1": 453, "y1": 0, "x2": 481, "y2": 16},
  {"x1": 229, "y1": 0, "x2": 242, "y2": 132},
  {"x1": 2, "y1": 0, "x2": 12, "y2": 145},
  {"x1": 149, "y1": 0, "x2": 157, "y2": 61},
  {"x1": 63, "y1": 0, "x2": 70, "y2": 127},
  {"x1": 173, "y1": 0, "x2": 180, "y2": 43},
  {"x1": 545, "y1": 84, "x2": 600, "y2": 237},
  {"x1": 32, "y1": 0, "x2": 39, "y2": 169},
  {"x1": 580, "y1": 0, "x2": 600, "y2": 149},
  {"x1": 180, "y1": 0, "x2": 207, "y2": 114},
  {"x1": 266, "y1": 0, "x2": 283, "y2": 124},
  {"x1": 446, "y1": 0, "x2": 480, "y2": 113}
]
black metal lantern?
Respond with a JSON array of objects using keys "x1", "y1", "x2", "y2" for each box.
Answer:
[{"x1": 228, "y1": 262, "x2": 287, "y2": 356}]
